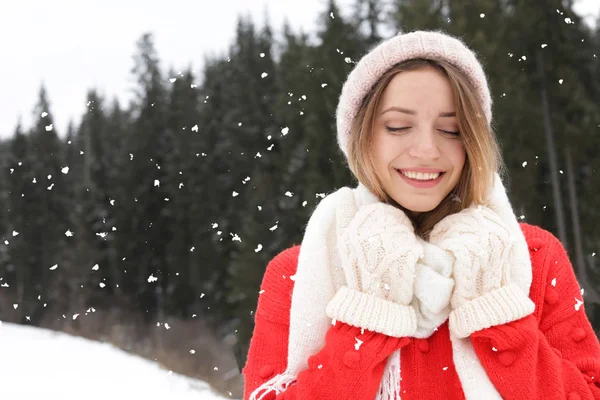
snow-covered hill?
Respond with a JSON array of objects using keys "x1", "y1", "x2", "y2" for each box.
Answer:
[{"x1": 0, "y1": 321, "x2": 231, "y2": 399}]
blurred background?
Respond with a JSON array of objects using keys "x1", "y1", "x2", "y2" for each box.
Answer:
[{"x1": 0, "y1": 0, "x2": 599, "y2": 398}]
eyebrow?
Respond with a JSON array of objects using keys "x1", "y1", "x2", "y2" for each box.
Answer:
[{"x1": 380, "y1": 106, "x2": 456, "y2": 118}]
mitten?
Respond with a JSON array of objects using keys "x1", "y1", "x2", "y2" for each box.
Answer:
[
  {"x1": 430, "y1": 204, "x2": 535, "y2": 338},
  {"x1": 327, "y1": 200, "x2": 422, "y2": 337}
]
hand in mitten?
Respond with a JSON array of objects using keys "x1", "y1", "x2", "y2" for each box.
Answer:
[
  {"x1": 430, "y1": 204, "x2": 535, "y2": 339},
  {"x1": 326, "y1": 199, "x2": 422, "y2": 338}
]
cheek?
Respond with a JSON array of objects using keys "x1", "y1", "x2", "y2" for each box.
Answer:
[
  {"x1": 448, "y1": 141, "x2": 466, "y2": 172},
  {"x1": 371, "y1": 133, "x2": 392, "y2": 168}
]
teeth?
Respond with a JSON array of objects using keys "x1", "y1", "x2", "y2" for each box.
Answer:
[{"x1": 401, "y1": 170, "x2": 441, "y2": 181}]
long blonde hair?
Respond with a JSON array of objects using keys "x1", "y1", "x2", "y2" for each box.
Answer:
[{"x1": 346, "y1": 59, "x2": 504, "y2": 238}]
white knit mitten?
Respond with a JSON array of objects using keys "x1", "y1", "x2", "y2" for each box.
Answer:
[
  {"x1": 326, "y1": 201, "x2": 422, "y2": 338},
  {"x1": 430, "y1": 205, "x2": 535, "y2": 339},
  {"x1": 411, "y1": 239, "x2": 455, "y2": 338}
]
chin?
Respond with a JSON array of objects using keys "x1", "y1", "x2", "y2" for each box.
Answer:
[{"x1": 392, "y1": 197, "x2": 442, "y2": 214}]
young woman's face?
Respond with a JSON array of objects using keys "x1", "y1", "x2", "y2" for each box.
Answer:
[{"x1": 371, "y1": 66, "x2": 466, "y2": 213}]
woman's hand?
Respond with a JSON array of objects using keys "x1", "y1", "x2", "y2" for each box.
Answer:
[
  {"x1": 326, "y1": 200, "x2": 422, "y2": 338},
  {"x1": 430, "y1": 204, "x2": 535, "y2": 338}
]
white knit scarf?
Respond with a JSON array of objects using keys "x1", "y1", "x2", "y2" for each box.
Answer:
[{"x1": 250, "y1": 175, "x2": 532, "y2": 399}]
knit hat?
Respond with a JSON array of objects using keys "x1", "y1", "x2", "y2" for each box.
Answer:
[{"x1": 336, "y1": 30, "x2": 492, "y2": 159}]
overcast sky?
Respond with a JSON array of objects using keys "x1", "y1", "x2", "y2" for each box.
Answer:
[{"x1": 1, "y1": 0, "x2": 598, "y2": 139}]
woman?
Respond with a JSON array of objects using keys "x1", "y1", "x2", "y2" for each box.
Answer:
[{"x1": 242, "y1": 30, "x2": 600, "y2": 399}]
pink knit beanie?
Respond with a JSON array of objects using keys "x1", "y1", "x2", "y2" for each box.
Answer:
[{"x1": 336, "y1": 30, "x2": 492, "y2": 159}]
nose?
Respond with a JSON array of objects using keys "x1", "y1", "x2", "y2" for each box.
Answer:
[{"x1": 408, "y1": 129, "x2": 441, "y2": 160}]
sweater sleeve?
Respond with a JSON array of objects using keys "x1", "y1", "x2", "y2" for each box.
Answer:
[
  {"x1": 470, "y1": 227, "x2": 600, "y2": 400},
  {"x1": 242, "y1": 246, "x2": 410, "y2": 400}
]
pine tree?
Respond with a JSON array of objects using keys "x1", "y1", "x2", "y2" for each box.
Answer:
[
  {"x1": 116, "y1": 33, "x2": 172, "y2": 320},
  {"x1": 24, "y1": 86, "x2": 70, "y2": 324}
]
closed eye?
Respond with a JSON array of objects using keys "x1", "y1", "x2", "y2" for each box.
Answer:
[
  {"x1": 439, "y1": 129, "x2": 460, "y2": 137},
  {"x1": 385, "y1": 126, "x2": 410, "y2": 133}
]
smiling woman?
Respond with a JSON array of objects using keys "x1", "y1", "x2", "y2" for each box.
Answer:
[
  {"x1": 371, "y1": 64, "x2": 466, "y2": 215},
  {"x1": 243, "y1": 29, "x2": 600, "y2": 400},
  {"x1": 347, "y1": 58, "x2": 501, "y2": 236}
]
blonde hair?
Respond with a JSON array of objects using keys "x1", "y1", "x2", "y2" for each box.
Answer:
[{"x1": 346, "y1": 59, "x2": 504, "y2": 238}]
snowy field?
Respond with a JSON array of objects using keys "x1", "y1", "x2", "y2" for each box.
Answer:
[{"x1": 0, "y1": 321, "x2": 232, "y2": 399}]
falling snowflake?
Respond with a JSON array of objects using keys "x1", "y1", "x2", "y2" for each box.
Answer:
[
  {"x1": 575, "y1": 298, "x2": 584, "y2": 311},
  {"x1": 148, "y1": 274, "x2": 158, "y2": 283},
  {"x1": 61, "y1": 166, "x2": 69, "y2": 174},
  {"x1": 45, "y1": 124, "x2": 53, "y2": 131},
  {"x1": 354, "y1": 337, "x2": 363, "y2": 350},
  {"x1": 551, "y1": 278, "x2": 557, "y2": 287},
  {"x1": 281, "y1": 127, "x2": 289, "y2": 136},
  {"x1": 261, "y1": 72, "x2": 268, "y2": 78},
  {"x1": 92, "y1": 264, "x2": 99, "y2": 271},
  {"x1": 255, "y1": 244, "x2": 263, "y2": 253},
  {"x1": 49, "y1": 264, "x2": 58, "y2": 270}
]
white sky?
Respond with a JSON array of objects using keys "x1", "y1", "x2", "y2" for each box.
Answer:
[{"x1": 0, "y1": 0, "x2": 598, "y2": 139}]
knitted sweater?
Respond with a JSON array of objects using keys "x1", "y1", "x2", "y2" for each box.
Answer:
[{"x1": 243, "y1": 223, "x2": 600, "y2": 399}]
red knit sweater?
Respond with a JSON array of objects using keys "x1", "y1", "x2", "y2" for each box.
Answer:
[{"x1": 243, "y1": 223, "x2": 600, "y2": 399}]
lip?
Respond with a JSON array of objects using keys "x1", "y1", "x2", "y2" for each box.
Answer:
[
  {"x1": 398, "y1": 167, "x2": 445, "y2": 173},
  {"x1": 395, "y1": 169, "x2": 445, "y2": 189}
]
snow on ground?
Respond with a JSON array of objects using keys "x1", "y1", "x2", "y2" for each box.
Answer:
[{"x1": 0, "y1": 321, "x2": 232, "y2": 399}]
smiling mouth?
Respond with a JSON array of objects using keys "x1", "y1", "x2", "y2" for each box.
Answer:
[{"x1": 395, "y1": 169, "x2": 445, "y2": 181}]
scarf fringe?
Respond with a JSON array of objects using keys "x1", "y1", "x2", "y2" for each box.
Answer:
[
  {"x1": 248, "y1": 372, "x2": 296, "y2": 400},
  {"x1": 376, "y1": 349, "x2": 401, "y2": 400}
]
